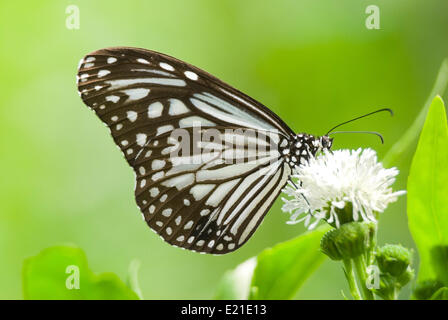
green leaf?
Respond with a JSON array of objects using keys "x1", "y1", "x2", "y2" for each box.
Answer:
[
  {"x1": 430, "y1": 287, "x2": 448, "y2": 300},
  {"x1": 23, "y1": 245, "x2": 139, "y2": 300},
  {"x1": 412, "y1": 279, "x2": 445, "y2": 300},
  {"x1": 407, "y1": 96, "x2": 448, "y2": 284},
  {"x1": 215, "y1": 257, "x2": 257, "y2": 300},
  {"x1": 249, "y1": 225, "x2": 330, "y2": 300}
]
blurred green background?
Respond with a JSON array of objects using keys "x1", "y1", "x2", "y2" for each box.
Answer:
[{"x1": 1, "y1": 0, "x2": 447, "y2": 299}]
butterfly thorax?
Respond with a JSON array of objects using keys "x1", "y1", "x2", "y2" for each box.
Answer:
[{"x1": 281, "y1": 134, "x2": 333, "y2": 168}]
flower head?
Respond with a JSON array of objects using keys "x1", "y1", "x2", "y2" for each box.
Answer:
[{"x1": 282, "y1": 148, "x2": 405, "y2": 229}]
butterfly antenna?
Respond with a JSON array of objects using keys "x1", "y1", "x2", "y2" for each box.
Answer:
[
  {"x1": 328, "y1": 130, "x2": 385, "y2": 144},
  {"x1": 326, "y1": 108, "x2": 393, "y2": 135}
]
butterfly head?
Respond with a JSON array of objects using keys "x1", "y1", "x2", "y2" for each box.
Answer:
[
  {"x1": 319, "y1": 135, "x2": 333, "y2": 151},
  {"x1": 286, "y1": 134, "x2": 333, "y2": 168}
]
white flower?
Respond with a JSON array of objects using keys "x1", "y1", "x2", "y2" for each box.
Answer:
[{"x1": 281, "y1": 148, "x2": 406, "y2": 229}]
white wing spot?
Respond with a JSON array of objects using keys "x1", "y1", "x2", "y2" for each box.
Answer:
[
  {"x1": 196, "y1": 240, "x2": 205, "y2": 247},
  {"x1": 184, "y1": 71, "x2": 198, "y2": 80},
  {"x1": 160, "y1": 194, "x2": 168, "y2": 202},
  {"x1": 140, "y1": 179, "x2": 146, "y2": 188},
  {"x1": 183, "y1": 199, "x2": 191, "y2": 206},
  {"x1": 156, "y1": 221, "x2": 163, "y2": 227},
  {"x1": 166, "y1": 227, "x2": 172, "y2": 235},
  {"x1": 168, "y1": 99, "x2": 190, "y2": 115},
  {"x1": 126, "y1": 148, "x2": 133, "y2": 155},
  {"x1": 149, "y1": 187, "x2": 159, "y2": 197},
  {"x1": 121, "y1": 140, "x2": 128, "y2": 146},
  {"x1": 111, "y1": 116, "x2": 118, "y2": 122},
  {"x1": 107, "y1": 78, "x2": 185, "y2": 88},
  {"x1": 151, "y1": 159, "x2": 166, "y2": 170},
  {"x1": 190, "y1": 184, "x2": 215, "y2": 201},
  {"x1": 228, "y1": 243, "x2": 235, "y2": 250},
  {"x1": 98, "y1": 70, "x2": 111, "y2": 77},
  {"x1": 159, "y1": 62, "x2": 174, "y2": 71},
  {"x1": 176, "y1": 235, "x2": 185, "y2": 242},
  {"x1": 175, "y1": 216, "x2": 182, "y2": 225},
  {"x1": 136, "y1": 133, "x2": 147, "y2": 146},
  {"x1": 200, "y1": 209, "x2": 210, "y2": 216},
  {"x1": 216, "y1": 243, "x2": 224, "y2": 251},
  {"x1": 107, "y1": 57, "x2": 117, "y2": 64},
  {"x1": 148, "y1": 102, "x2": 163, "y2": 118},
  {"x1": 280, "y1": 139, "x2": 288, "y2": 147},
  {"x1": 187, "y1": 236, "x2": 194, "y2": 244},
  {"x1": 137, "y1": 58, "x2": 150, "y2": 64},
  {"x1": 145, "y1": 150, "x2": 152, "y2": 158},
  {"x1": 184, "y1": 220, "x2": 194, "y2": 230},
  {"x1": 79, "y1": 73, "x2": 89, "y2": 80},
  {"x1": 162, "y1": 208, "x2": 172, "y2": 217},
  {"x1": 151, "y1": 171, "x2": 164, "y2": 181},
  {"x1": 106, "y1": 95, "x2": 120, "y2": 103},
  {"x1": 149, "y1": 205, "x2": 155, "y2": 214},
  {"x1": 157, "y1": 125, "x2": 174, "y2": 136},
  {"x1": 127, "y1": 111, "x2": 138, "y2": 122},
  {"x1": 138, "y1": 166, "x2": 146, "y2": 175},
  {"x1": 208, "y1": 240, "x2": 215, "y2": 248},
  {"x1": 161, "y1": 145, "x2": 177, "y2": 156},
  {"x1": 123, "y1": 88, "x2": 150, "y2": 101}
]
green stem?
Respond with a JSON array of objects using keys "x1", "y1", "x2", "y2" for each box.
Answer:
[
  {"x1": 343, "y1": 259, "x2": 362, "y2": 300},
  {"x1": 353, "y1": 255, "x2": 375, "y2": 300},
  {"x1": 366, "y1": 223, "x2": 378, "y2": 266},
  {"x1": 382, "y1": 58, "x2": 448, "y2": 167}
]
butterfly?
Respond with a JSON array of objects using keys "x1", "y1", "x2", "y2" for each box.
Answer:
[{"x1": 77, "y1": 47, "x2": 333, "y2": 254}]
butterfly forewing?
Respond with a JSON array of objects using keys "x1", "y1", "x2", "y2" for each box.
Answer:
[{"x1": 77, "y1": 47, "x2": 294, "y2": 253}]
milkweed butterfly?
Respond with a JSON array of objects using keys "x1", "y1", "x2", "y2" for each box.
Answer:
[{"x1": 77, "y1": 47, "x2": 333, "y2": 254}]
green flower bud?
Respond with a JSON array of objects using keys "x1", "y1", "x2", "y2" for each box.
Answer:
[
  {"x1": 374, "y1": 273, "x2": 397, "y2": 300},
  {"x1": 374, "y1": 267, "x2": 415, "y2": 300},
  {"x1": 321, "y1": 229, "x2": 343, "y2": 260},
  {"x1": 397, "y1": 267, "x2": 414, "y2": 287},
  {"x1": 413, "y1": 280, "x2": 445, "y2": 300},
  {"x1": 321, "y1": 222, "x2": 374, "y2": 260},
  {"x1": 376, "y1": 244, "x2": 412, "y2": 277}
]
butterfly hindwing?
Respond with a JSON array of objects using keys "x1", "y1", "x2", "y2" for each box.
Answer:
[{"x1": 77, "y1": 47, "x2": 294, "y2": 253}]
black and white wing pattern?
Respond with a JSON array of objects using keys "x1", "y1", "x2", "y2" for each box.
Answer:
[{"x1": 77, "y1": 47, "x2": 296, "y2": 254}]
